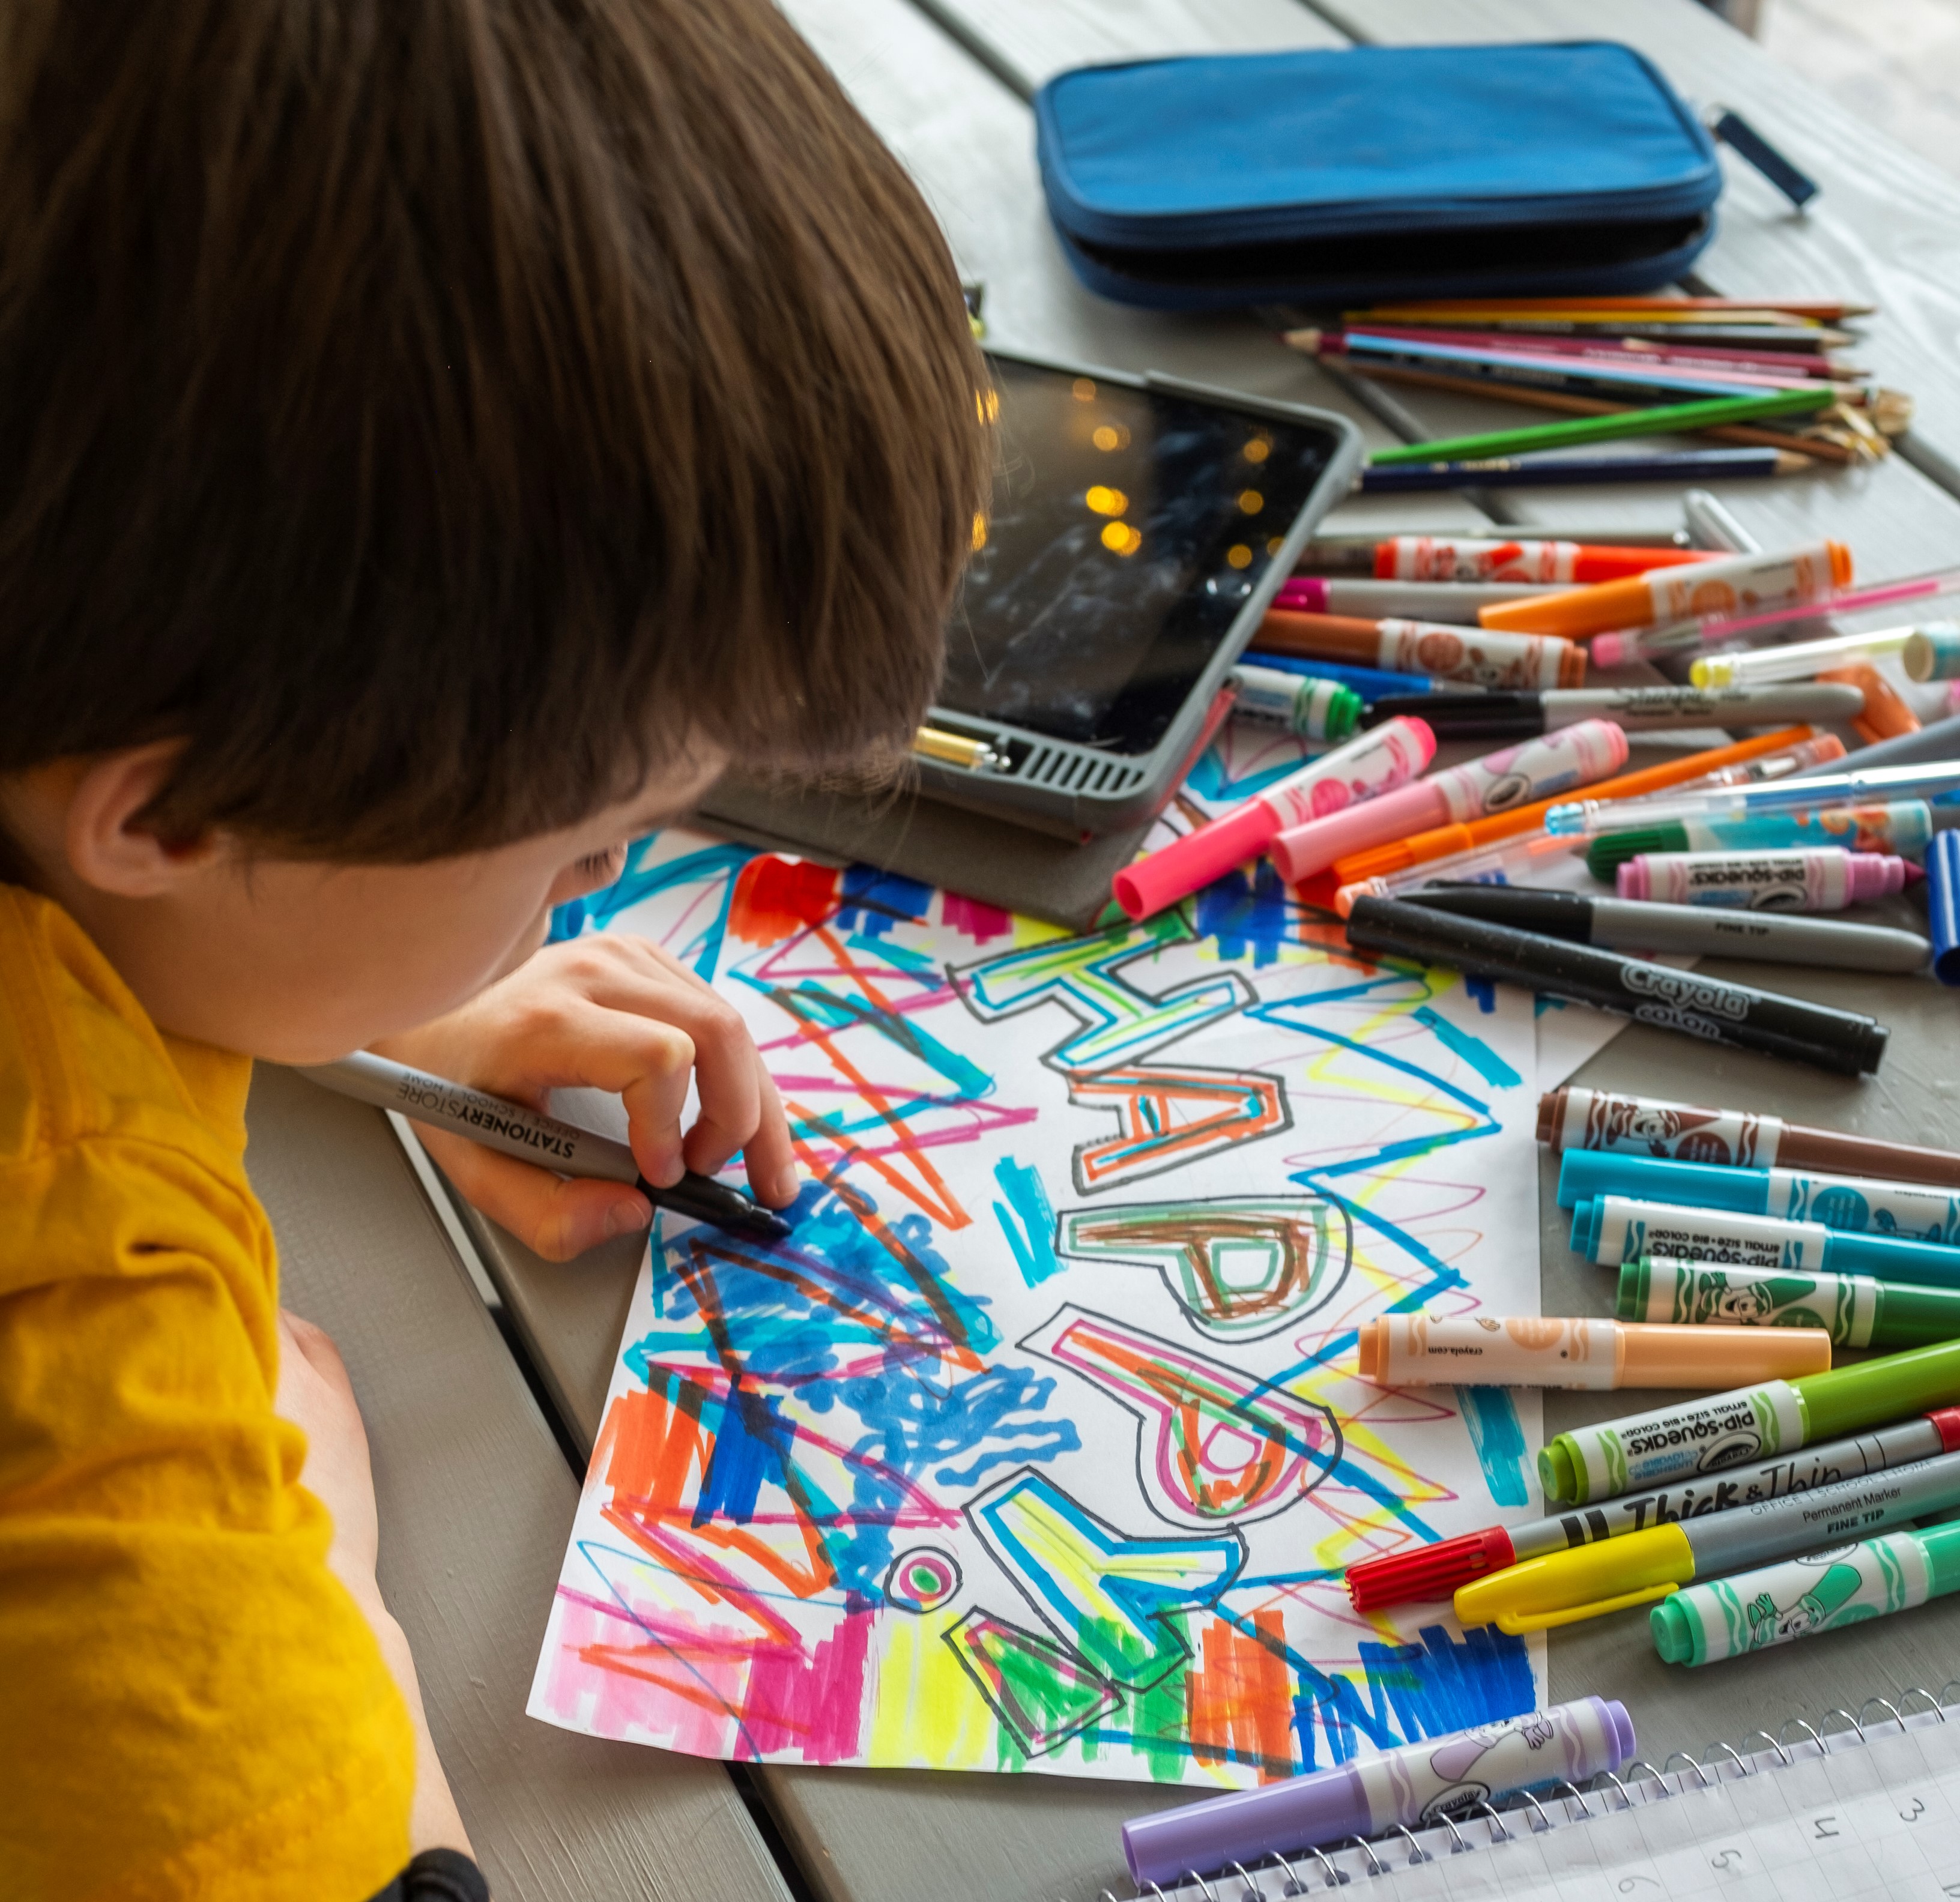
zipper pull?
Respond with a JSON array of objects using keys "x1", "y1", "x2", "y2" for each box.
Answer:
[{"x1": 1704, "y1": 104, "x2": 1820, "y2": 210}]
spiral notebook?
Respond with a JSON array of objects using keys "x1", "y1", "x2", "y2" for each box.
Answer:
[{"x1": 1107, "y1": 1688, "x2": 1960, "y2": 1901}]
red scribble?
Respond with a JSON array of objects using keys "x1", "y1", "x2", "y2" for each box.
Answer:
[{"x1": 728, "y1": 856, "x2": 842, "y2": 946}]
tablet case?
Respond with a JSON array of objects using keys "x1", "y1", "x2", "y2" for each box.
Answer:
[{"x1": 1033, "y1": 41, "x2": 1722, "y2": 312}]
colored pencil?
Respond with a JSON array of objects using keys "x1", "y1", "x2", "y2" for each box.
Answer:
[
  {"x1": 1346, "y1": 318, "x2": 1851, "y2": 350},
  {"x1": 1355, "y1": 448, "x2": 1811, "y2": 492},
  {"x1": 1367, "y1": 383, "x2": 1842, "y2": 466},
  {"x1": 1351, "y1": 365, "x2": 1862, "y2": 465},
  {"x1": 1350, "y1": 297, "x2": 1873, "y2": 321},
  {"x1": 1298, "y1": 324, "x2": 1855, "y2": 380}
]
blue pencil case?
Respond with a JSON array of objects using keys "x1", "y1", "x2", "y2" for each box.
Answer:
[{"x1": 1032, "y1": 41, "x2": 1722, "y2": 312}]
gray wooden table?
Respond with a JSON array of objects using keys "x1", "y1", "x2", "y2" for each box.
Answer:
[{"x1": 246, "y1": 3, "x2": 1960, "y2": 1897}]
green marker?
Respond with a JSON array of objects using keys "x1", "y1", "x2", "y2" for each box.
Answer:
[
  {"x1": 1582, "y1": 800, "x2": 1935, "y2": 880},
  {"x1": 1618, "y1": 1255, "x2": 1960, "y2": 1350},
  {"x1": 1653, "y1": 1521, "x2": 1960, "y2": 1665},
  {"x1": 1539, "y1": 1337, "x2": 1960, "y2": 1505},
  {"x1": 1368, "y1": 384, "x2": 1838, "y2": 468}
]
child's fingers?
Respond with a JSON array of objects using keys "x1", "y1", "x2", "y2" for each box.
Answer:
[
  {"x1": 415, "y1": 1125, "x2": 653, "y2": 1261},
  {"x1": 686, "y1": 1059, "x2": 799, "y2": 1208}
]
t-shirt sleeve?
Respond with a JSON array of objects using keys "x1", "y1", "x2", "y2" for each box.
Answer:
[{"x1": 0, "y1": 1132, "x2": 417, "y2": 1901}]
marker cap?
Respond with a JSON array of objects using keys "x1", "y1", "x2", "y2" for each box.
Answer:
[
  {"x1": 1904, "y1": 624, "x2": 1960, "y2": 683},
  {"x1": 1113, "y1": 799, "x2": 1278, "y2": 919},
  {"x1": 1795, "y1": 1338, "x2": 1960, "y2": 1442},
  {"x1": 1456, "y1": 1524, "x2": 1694, "y2": 1633},
  {"x1": 1927, "y1": 832, "x2": 1960, "y2": 986},
  {"x1": 1556, "y1": 1151, "x2": 1765, "y2": 1216},
  {"x1": 1344, "y1": 1525, "x2": 1518, "y2": 1611}
]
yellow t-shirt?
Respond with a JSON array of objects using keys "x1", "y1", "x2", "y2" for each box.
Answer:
[{"x1": 0, "y1": 887, "x2": 415, "y2": 1901}]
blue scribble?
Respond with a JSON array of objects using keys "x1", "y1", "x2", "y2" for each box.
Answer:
[
  {"x1": 1412, "y1": 1004, "x2": 1522, "y2": 1090},
  {"x1": 1456, "y1": 1386, "x2": 1531, "y2": 1507},
  {"x1": 848, "y1": 1366, "x2": 1078, "y2": 1490},
  {"x1": 1464, "y1": 976, "x2": 1497, "y2": 1013},
  {"x1": 1355, "y1": 1625, "x2": 1535, "y2": 1739},
  {"x1": 549, "y1": 838, "x2": 756, "y2": 979},
  {"x1": 836, "y1": 864, "x2": 931, "y2": 937},
  {"x1": 1194, "y1": 860, "x2": 1292, "y2": 967},
  {"x1": 991, "y1": 1156, "x2": 1063, "y2": 1287},
  {"x1": 1185, "y1": 743, "x2": 1315, "y2": 805},
  {"x1": 695, "y1": 1389, "x2": 793, "y2": 1527}
]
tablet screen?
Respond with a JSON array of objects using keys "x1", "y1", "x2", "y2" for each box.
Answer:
[{"x1": 940, "y1": 356, "x2": 1343, "y2": 754}]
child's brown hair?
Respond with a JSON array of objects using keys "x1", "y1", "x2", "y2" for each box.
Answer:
[{"x1": 0, "y1": 0, "x2": 990, "y2": 859}]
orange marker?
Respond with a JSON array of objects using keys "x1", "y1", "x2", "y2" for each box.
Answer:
[
  {"x1": 1821, "y1": 664, "x2": 1921, "y2": 743},
  {"x1": 1259, "y1": 608, "x2": 1584, "y2": 689},
  {"x1": 1357, "y1": 1314, "x2": 1829, "y2": 1390},
  {"x1": 1328, "y1": 726, "x2": 1829, "y2": 887},
  {"x1": 1479, "y1": 542, "x2": 1853, "y2": 641}
]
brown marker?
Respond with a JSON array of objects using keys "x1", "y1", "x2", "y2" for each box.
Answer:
[{"x1": 1537, "y1": 1085, "x2": 1960, "y2": 1189}]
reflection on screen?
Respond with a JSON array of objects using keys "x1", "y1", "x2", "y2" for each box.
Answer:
[{"x1": 939, "y1": 358, "x2": 1338, "y2": 753}]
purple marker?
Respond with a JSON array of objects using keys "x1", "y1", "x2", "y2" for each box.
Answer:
[{"x1": 1121, "y1": 1698, "x2": 1634, "y2": 1883}]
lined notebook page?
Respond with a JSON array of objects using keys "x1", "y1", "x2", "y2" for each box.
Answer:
[{"x1": 1134, "y1": 1707, "x2": 1960, "y2": 1901}]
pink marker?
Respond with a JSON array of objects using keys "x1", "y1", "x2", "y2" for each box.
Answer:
[
  {"x1": 1112, "y1": 717, "x2": 1436, "y2": 920},
  {"x1": 1270, "y1": 719, "x2": 1630, "y2": 884},
  {"x1": 1617, "y1": 848, "x2": 1916, "y2": 913}
]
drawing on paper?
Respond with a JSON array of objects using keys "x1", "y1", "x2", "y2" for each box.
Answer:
[{"x1": 529, "y1": 828, "x2": 1543, "y2": 1787}]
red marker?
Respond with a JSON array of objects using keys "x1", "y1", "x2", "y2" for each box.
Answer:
[
  {"x1": 1373, "y1": 536, "x2": 1714, "y2": 585},
  {"x1": 1344, "y1": 1406, "x2": 1960, "y2": 1611}
]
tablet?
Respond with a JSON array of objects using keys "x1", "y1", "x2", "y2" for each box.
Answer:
[{"x1": 919, "y1": 350, "x2": 1360, "y2": 835}]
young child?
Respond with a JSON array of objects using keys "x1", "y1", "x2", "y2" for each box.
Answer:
[{"x1": 0, "y1": 1, "x2": 989, "y2": 1894}]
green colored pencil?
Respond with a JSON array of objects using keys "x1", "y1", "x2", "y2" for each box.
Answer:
[{"x1": 1368, "y1": 383, "x2": 1837, "y2": 466}]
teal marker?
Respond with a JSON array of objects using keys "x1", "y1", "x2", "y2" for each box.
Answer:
[
  {"x1": 1560, "y1": 1150, "x2": 1960, "y2": 1246},
  {"x1": 1618, "y1": 1255, "x2": 1960, "y2": 1350},
  {"x1": 1571, "y1": 1194, "x2": 1960, "y2": 1290},
  {"x1": 1583, "y1": 799, "x2": 1936, "y2": 879},
  {"x1": 1539, "y1": 1338, "x2": 1960, "y2": 1504},
  {"x1": 1652, "y1": 1520, "x2": 1960, "y2": 1664}
]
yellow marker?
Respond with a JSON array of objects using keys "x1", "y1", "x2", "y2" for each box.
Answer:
[
  {"x1": 915, "y1": 725, "x2": 1006, "y2": 773},
  {"x1": 1454, "y1": 1524, "x2": 1695, "y2": 1633}
]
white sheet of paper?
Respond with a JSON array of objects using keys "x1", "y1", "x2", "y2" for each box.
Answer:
[{"x1": 529, "y1": 826, "x2": 1546, "y2": 1787}]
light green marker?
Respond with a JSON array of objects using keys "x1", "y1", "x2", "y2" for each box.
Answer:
[
  {"x1": 1617, "y1": 1254, "x2": 1960, "y2": 1350},
  {"x1": 1538, "y1": 1338, "x2": 1960, "y2": 1505},
  {"x1": 1653, "y1": 1521, "x2": 1960, "y2": 1665}
]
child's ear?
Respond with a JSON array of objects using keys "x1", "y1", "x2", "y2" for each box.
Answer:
[{"x1": 62, "y1": 740, "x2": 219, "y2": 897}]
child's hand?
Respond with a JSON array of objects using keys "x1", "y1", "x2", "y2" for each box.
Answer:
[{"x1": 375, "y1": 934, "x2": 797, "y2": 1260}]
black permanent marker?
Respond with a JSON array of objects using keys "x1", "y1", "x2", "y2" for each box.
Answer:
[
  {"x1": 298, "y1": 1049, "x2": 794, "y2": 1241},
  {"x1": 1343, "y1": 896, "x2": 1888, "y2": 1075}
]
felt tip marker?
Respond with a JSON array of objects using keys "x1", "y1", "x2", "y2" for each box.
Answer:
[
  {"x1": 1120, "y1": 1700, "x2": 1633, "y2": 1881},
  {"x1": 1241, "y1": 649, "x2": 1457, "y2": 701},
  {"x1": 1460, "y1": 1446, "x2": 1960, "y2": 1634},
  {"x1": 1112, "y1": 717, "x2": 1435, "y2": 920},
  {"x1": 1343, "y1": 1407, "x2": 1960, "y2": 1611},
  {"x1": 297, "y1": 1050, "x2": 794, "y2": 1241},
  {"x1": 1259, "y1": 608, "x2": 1584, "y2": 690},
  {"x1": 1573, "y1": 1194, "x2": 1960, "y2": 1291},
  {"x1": 1479, "y1": 540, "x2": 1851, "y2": 639},
  {"x1": 1333, "y1": 829, "x2": 1587, "y2": 916},
  {"x1": 1538, "y1": 1338, "x2": 1960, "y2": 1505},
  {"x1": 1401, "y1": 884, "x2": 1932, "y2": 973},
  {"x1": 1357, "y1": 1313, "x2": 1827, "y2": 1389},
  {"x1": 1562, "y1": 1150, "x2": 1960, "y2": 1245},
  {"x1": 1343, "y1": 896, "x2": 1889, "y2": 1076},
  {"x1": 1547, "y1": 761, "x2": 1960, "y2": 836},
  {"x1": 1582, "y1": 799, "x2": 1935, "y2": 880},
  {"x1": 1373, "y1": 537, "x2": 1713, "y2": 585},
  {"x1": 1368, "y1": 681, "x2": 1864, "y2": 740},
  {"x1": 1617, "y1": 847, "x2": 1913, "y2": 911},
  {"x1": 1620, "y1": 1255, "x2": 1960, "y2": 1351},
  {"x1": 1230, "y1": 665, "x2": 1363, "y2": 741},
  {"x1": 1652, "y1": 1520, "x2": 1960, "y2": 1664},
  {"x1": 1329, "y1": 726, "x2": 1829, "y2": 888},
  {"x1": 1274, "y1": 575, "x2": 1559, "y2": 620},
  {"x1": 1539, "y1": 1084, "x2": 1960, "y2": 1189},
  {"x1": 1271, "y1": 720, "x2": 1627, "y2": 883}
]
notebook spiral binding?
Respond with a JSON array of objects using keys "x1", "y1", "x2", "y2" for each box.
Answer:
[{"x1": 1093, "y1": 1680, "x2": 1960, "y2": 1901}]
